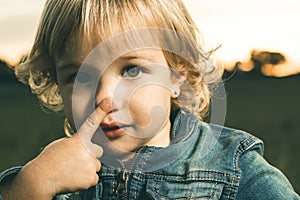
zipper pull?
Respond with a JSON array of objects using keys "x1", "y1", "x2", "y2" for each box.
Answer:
[{"x1": 116, "y1": 171, "x2": 127, "y2": 197}]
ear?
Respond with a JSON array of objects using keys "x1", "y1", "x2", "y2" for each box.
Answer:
[{"x1": 170, "y1": 75, "x2": 186, "y2": 98}]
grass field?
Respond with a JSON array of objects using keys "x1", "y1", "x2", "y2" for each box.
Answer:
[
  {"x1": 224, "y1": 73, "x2": 300, "y2": 193},
  {"x1": 0, "y1": 73, "x2": 299, "y2": 193}
]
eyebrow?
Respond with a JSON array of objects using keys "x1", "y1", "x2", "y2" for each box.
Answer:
[
  {"x1": 56, "y1": 52, "x2": 157, "y2": 72},
  {"x1": 118, "y1": 52, "x2": 156, "y2": 62}
]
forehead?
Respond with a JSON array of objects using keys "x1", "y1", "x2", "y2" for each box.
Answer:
[{"x1": 55, "y1": 46, "x2": 167, "y2": 72}]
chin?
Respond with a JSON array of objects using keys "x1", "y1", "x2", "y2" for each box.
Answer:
[{"x1": 102, "y1": 140, "x2": 141, "y2": 155}]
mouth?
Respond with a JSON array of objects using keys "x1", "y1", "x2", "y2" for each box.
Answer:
[{"x1": 99, "y1": 123, "x2": 131, "y2": 139}]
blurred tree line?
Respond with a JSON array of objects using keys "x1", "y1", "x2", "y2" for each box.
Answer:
[{"x1": 223, "y1": 50, "x2": 297, "y2": 79}]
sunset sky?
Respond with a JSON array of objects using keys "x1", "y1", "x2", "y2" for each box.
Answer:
[{"x1": 1, "y1": 0, "x2": 300, "y2": 76}]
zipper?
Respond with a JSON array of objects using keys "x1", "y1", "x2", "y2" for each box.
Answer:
[
  {"x1": 116, "y1": 170, "x2": 128, "y2": 199},
  {"x1": 115, "y1": 152, "x2": 140, "y2": 199}
]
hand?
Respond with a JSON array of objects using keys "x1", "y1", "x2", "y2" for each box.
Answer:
[{"x1": 1, "y1": 108, "x2": 105, "y2": 199}]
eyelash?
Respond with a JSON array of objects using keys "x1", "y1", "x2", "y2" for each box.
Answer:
[
  {"x1": 121, "y1": 65, "x2": 147, "y2": 78},
  {"x1": 66, "y1": 65, "x2": 147, "y2": 85},
  {"x1": 69, "y1": 72, "x2": 93, "y2": 85}
]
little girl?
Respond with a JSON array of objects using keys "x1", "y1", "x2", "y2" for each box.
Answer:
[{"x1": 0, "y1": 0, "x2": 299, "y2": 199}]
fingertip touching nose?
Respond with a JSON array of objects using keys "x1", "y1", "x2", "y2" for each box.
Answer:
[{"x1": 99, "y1": 97, "x2": 114, "y2": 113}]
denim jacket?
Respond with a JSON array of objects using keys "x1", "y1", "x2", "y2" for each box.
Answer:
[{"x1": 1, "y1": 110, "x2": 299, "y2": 199}]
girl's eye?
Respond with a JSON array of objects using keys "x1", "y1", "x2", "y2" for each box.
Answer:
[
  {"x1": 72, "y1": 72, "x2": 92, "y2": 85},
  {"x1": 121, "y1": 65, "x2": 145, "y2": 78}
]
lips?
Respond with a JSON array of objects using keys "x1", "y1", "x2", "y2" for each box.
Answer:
[{"x1": 100, "y1": 122, "x2": 130, "y2": 139}]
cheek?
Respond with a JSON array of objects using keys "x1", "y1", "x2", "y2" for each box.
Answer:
[
  {"x1": 128, "y1": 85, "x2": 171, "y2": 127},
  {"x1": 61, "y1": 86, "x2": 94, "y2": 130},
  {"x1": 60, "y1": 88, "x2": 74, "y2": 125}
]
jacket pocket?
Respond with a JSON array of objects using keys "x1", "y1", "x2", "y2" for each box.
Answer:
[{"x1": 145, "y1": 179, "x2": 224, "y2": 200}]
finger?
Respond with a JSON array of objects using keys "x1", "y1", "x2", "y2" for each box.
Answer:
[
  {"x1": 78, "y1": 108, "x2": 106, "y2": 158},
  {"x1": 95, "y1": 159, "x2": 101, "y2": 172},
  {"x1": 92, "y1": 174, "x2": 100, "y2": 186},
  {"x1": 77, "y1": 107, "x2": 106, "y2": 139}
]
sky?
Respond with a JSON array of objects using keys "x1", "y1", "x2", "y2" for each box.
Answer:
[{"x1": 1, "y1": 0, "x2": 300, "y2": 76}]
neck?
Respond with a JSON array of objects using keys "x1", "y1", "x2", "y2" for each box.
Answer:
[{"x1": 143, "y1": 120, "x2": 171, "y2": 147}]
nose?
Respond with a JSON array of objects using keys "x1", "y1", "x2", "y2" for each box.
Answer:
[{"x1": 95, "y1": 83, "x2": 123, "y2": 113}]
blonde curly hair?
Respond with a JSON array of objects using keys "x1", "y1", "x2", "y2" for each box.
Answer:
[{"x1": 15, "y1": 0, "x2": 223, "y2": 120}]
